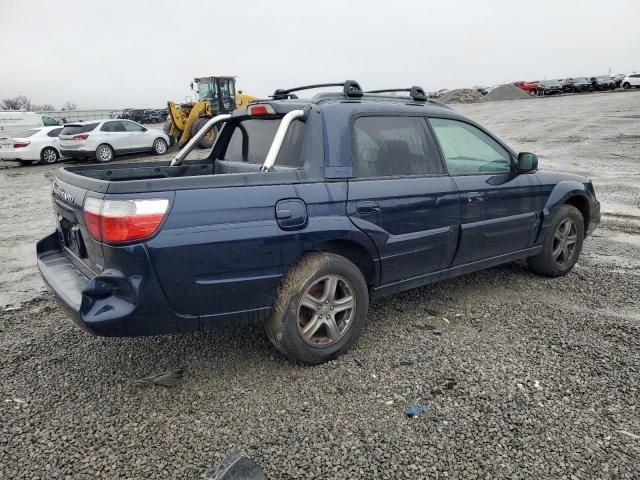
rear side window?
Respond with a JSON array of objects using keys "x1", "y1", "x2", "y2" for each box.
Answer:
[
  {"x1": 60, "y1": 123, "x2": 99, "y2": 135},
  {"x1": 223, "y1": 118, "x2": 305, "y2": 167},
  {"x1": 429, "y1": 118, "x2": 511, "y2": 175},
  {"x1": 101, "y1": 121, "x2": 126, "y2": 132},
  {"x1": 47, "y1": 128, "x2": 63, "y2": 137},
  {"x1": 353, "y1": 116, "x2": 442, "y2": 177}
]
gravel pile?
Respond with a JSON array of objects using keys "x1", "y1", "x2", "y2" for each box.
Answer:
[
  {"x1": 1, "y1": 231, "x2": 639, "y2": 479},
  {"x1": 484, "y1": 84, "x2": 531, "y2": 102},
  {"x1": 441, "y1": 88, "x2": 484, "y2": 104}
]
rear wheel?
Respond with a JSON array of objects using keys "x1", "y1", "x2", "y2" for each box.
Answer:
[
  {"x1": 40, "y1": 147, "x2": 59, "y2": 164},
  {"x1": 152, "y1": 138, "x2": 168, "y2": 155},
  {"x1": 265, "y1": 252, "x2": 369, "y2": 364},
  {"x1": 95, "y1": 144, "x2": 114, "y2": 163},
  {"x1": 190, "y1": 117, "x2": 217, "y2": 149},
  {"x1": 528, "y1": 204, "x2": 584, "y2": 277}
]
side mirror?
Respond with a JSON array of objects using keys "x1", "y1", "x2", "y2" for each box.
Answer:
[{"x1": 517, "y1": 152, "x2": 538, "y2": 173}]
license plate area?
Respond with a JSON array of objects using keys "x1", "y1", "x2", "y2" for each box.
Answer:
[{"x1": 59, "y1": 217, "x2": 87, "y2": 259}]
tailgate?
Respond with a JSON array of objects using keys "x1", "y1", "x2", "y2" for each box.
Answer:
[{"x1": 51, "y1": 177, "x2": 105, "y2": 275}]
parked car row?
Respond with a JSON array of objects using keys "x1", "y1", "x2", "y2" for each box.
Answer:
[
  {"x1": 0, "y1": 118, "x2": 170, "y2": 165},
  {"x1": 118, "y1": 108, "x2": 168, "y2": 124},
  {"x1": 515, "y1": 73, "x2": 639, "y2": 96}
]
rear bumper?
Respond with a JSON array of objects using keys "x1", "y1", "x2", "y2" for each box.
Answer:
[
  {"x1": 37, "y1": 231, "x2": 264, "y2": 336},
  {"x1": 60, "y1": 149, "x2": 95, "y2": 159}
]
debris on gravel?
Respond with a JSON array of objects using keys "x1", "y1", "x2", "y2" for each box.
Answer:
[
  {"x1": 441, "y1": 88, "x2": 484, "y2": 104},
  {"x1": 484, "y1": 83, "x2": 531, "y2": 101}
]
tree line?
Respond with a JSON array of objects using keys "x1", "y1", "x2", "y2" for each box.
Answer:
[{"x1": 0, "y1": 95, "x2": 78, "y2": 112}]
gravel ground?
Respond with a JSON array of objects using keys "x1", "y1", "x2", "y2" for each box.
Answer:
[{"x1": 1, "y1": 91, "x2": 639, "y2": 479}]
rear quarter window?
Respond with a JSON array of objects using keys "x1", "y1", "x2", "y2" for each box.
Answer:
[
  {"x1": 60, "y1": 123, "x2": 99, "y2": 135},
  {"x1": 222, "y1": 118, "x2": 305, "y2": 167}
]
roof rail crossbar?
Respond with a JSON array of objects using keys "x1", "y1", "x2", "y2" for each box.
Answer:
[
  {"x1": 272, "y1": 80, "x2": 363, "y2": 100},
  {"x1": 366, "y1": 85, "x2": 427, "y2": 102}
]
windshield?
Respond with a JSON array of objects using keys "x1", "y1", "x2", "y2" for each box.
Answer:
[
  {"x1": 573, "y1": 77, "x2": 588, "y2": 83},
  {"x1": 197, "y1": 79, "x2": 218, "y2": 101},
  {"x1": 596, "y1": 76, "x2": 610, "y2": 81}
]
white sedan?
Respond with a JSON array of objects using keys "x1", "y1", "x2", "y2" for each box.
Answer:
[{"x1": 0, "y1": 126, "x2": 64, "y2": 165}]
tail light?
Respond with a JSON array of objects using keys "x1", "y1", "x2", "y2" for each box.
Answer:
[
  {"x1": 248, "y1": 104, "x2": 276, "y2": 116},
  {"x1": 14, "y1": 141, "x2": 31, "y2": 148},
  {"x1": 83, "y1": 197, "x2": 169, "y2": 243},
  {"x1": 73, "y1": 134, "x2": 89, "y2": 140}
]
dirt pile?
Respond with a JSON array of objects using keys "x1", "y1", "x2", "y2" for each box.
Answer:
[
  {"x1": 484, "y1": 84, "x2": 530, "y2": 102},
  {"x1": 441, "y1": 89, "x2": 484, "y2": 104}
]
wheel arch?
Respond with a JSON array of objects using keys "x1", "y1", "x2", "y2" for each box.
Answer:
[
  {"x1": 543, "y1": 181, "x2": 591, "y2": 231},
  {"x1": 304, "y1": 239, "x2": 378, "y2": 288}
]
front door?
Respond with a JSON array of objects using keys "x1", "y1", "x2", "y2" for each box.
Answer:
[
  {"x1": 121, "y1": 120, "x2": 149, "y2": 150},
  {"x1": 429, "y1": 117, "x2": 542, "y2": 266},
  {"x1": 347, "y1": 115, "x2": 460, "y2": 285}
]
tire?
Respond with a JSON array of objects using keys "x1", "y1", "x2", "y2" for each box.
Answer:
[
  {"x1": 527, "y1": 204, "x2": 584, "y2": 277},
  {"x1": 40, "y1": 147, "x2": 59, "y2": 164},
  {"x1": 265, "y1": 252, "x2": 369, "y2": 364},
  {"x1": 152, "y1": 138, "x2": 168, "y2": 155},
  {"x1": 95, "y1": 144, "x2": 114, "y2": 163},
  {"x1": 190, "y1": 117, "x2": 217, "y2": 149},
  {"x1": 622, "y1": 82, "x2": 631, "y2": 90},
  {"x1": 529, "y1": 89, "x2": 537, "y2": 96}
]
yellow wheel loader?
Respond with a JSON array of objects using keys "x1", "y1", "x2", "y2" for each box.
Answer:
[{"x1": 165, "y1": 76, "x2": 256, "y2": 149}]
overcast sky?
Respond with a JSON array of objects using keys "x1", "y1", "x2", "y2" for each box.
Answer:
[{"x1": 1, "y1": 0, "x2": 639, "y2": 109}]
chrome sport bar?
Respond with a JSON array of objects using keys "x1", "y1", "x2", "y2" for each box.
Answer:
[
  {"x1": 170, "y1": 114, "x2": 232, "y2": 166},
  {"x1": 260, "y1": 109, "x2": 305, "y2": 172}
]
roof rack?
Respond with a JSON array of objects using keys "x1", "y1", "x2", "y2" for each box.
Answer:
[
  {"x1": 271, "y1": 80, "x2": 363, "y2": 100},
  {"x1": 366, "y1": 86, "x2": 427, "y2": 102}
]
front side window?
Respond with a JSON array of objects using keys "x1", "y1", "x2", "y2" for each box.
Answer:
[
  {"x1": 42, "y1": 115, "x2": 59, "y2": 126},
  {"x1": 353, "y1": 116, "x2": 442, "y2": 178},
  {"x1": 122, "y1": 121, "x2": 145, "y2": 132},
  {"x1": 429, "y1": 118, "x2": 511, "y2": 175}
]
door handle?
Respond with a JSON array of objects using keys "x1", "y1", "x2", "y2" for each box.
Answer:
[
  {"x1": 356, "y1": 201, "x2": 381, "y2": 214},
  {"x1": 467, "y1": 192, "x2": 483, "y2": 203},
  {"x1": 276, "y1": 209, "x2": 292, "y2": 220}
]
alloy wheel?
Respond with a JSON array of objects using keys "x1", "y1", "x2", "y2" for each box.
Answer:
[
  {"x1": 154, "y1": 139, "x2": 167, "y2": 154},
  {"x1": 552, "y1": 218, "x2": 578, "y2": 267},
  {"x1": 97, "y1": 146, "x2": 112, "y2": 162},
  {"x1": 42, "y1": 148, "x2": 57, "y2": 163},
  {"x1": 297, "y1": 274, "x2": 356, "y2": 347}
]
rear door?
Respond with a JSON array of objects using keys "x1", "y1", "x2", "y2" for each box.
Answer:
[
  {"x1": 347, "y1": 115, "x2": 460, "y2": 285},
  {"x1": 428, "y1": 117, "x2": 542, "y2": 266},
  {"x1": 99, "y1": 121, "x2": 129, "y2": 151}
]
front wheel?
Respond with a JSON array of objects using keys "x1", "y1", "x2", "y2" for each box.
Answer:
[
  {"x1": 190, "y1": 117, "x2": 217, "y2": 149},
  {"x1": 95, "y1": 144, "x2": 114, "y2": 163},
  {"x1": 265, "y1": 252, "x2": 369, "y2": 364},
  {"x1": 528, "y1": 204, "x2": 584, "y2": 277},
  {"x1": 529, "y1": 89, "x2": 537, "y2": 96},
  {"x1": 622, "y1": 82, "x2": 631, "y2": 90}
]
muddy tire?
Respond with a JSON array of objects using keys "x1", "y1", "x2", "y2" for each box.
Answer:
[
  {"x1": 265, "y1": 252, "x2": 369, "y2": 364},
  {"x1": 528, "y1": 204, "x2": 584, "y2": 277},
  {"x1": 190, "y1": 117, "x2": 217, "y2": 149}
]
